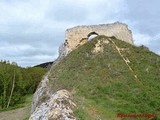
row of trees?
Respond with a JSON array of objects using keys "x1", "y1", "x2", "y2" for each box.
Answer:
[{"x1": 0, "y1": 61, "x2": 47, "y2": 109}]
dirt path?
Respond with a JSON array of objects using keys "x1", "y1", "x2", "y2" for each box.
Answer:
[{"x1": 0, "y1": 106, "x2": 31, "y2": 120}]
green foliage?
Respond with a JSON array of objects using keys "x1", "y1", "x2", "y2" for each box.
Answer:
[
  {"x1": 48, "y1": 36, "x2": 160, "y2": 119},
  {"x1": 0, "y1": 61, "x2": 47, "y2": 110},
  {"x1": 23, "y1": 117, "x2": 30, "y2": 120},
  {"x1": 74, "y1": 107, "x2": 90, "y2": 120},
  {"x1": 0, "y1": 94, "x2": 33, "y2": 112}
]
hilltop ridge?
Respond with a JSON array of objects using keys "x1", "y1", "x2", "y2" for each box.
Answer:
[
  {"x1": 57, "y1": 22, "x2": 133, "y2": 61},
  {"x1": 30, "y1": 34, "x2": 160, "y2": 119}
]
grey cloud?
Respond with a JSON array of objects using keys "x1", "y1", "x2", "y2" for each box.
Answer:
[
  {"x1": 0, "y1": 0, "x2": 159, "y2": 67},
  {"x1": 0, "y1": 42, "x2": 59, "y2": 67},
  {"x1": 0, "y1": 43, "x2": 58, "y2": 57},
  {"x1": 125, "y1": 0, "x2": 160, "y2": 36},
  {"x1": 0, "y1": 33, "x2": 62, "y2": 46},
  {"x1": 48, "y1": 5, "x2": 88, "y2": 23},
  {"x1": 148, "y1": 37, "x2": 160, "y2": 54},
  {"x1": 3, "y1": 54, "x2": 57, "y2": 67}
]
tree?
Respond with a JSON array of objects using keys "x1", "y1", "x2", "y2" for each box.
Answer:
[
  {"x1": 7, "y1": 70, "x2": 15, "y2": 108},
  {"x1": 0, "y1": 63, "x2": 10, "y2": 108}
]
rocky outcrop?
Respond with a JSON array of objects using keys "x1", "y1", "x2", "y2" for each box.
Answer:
[
  {"x1": 31, "y1": 73, "x2": 51, "y2": 113},
  {"x1": 30, "y1": 43, "x2": 70, "y2": 114},
  {"x1": 58, "y1": 43, "x2": 70, "y2": 59},
  {"x1": 92, "y1": 38, "x2": 110, "y2": 53},
  {"x1": 30, "y1": 90, "x2": 77, "y2": 120}
]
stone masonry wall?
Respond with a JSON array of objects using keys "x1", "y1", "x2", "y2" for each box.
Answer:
[{"x1": 65, "y1": 22, "x2": 133, "y2": 52}]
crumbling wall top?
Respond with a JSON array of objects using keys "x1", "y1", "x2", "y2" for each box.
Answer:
[{"x1": 65, "y1": 22, "x2": 133, "y2": 52}]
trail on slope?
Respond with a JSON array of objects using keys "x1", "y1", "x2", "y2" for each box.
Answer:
[{"x1": 0, "y1": 106, "x2": 31, "y2": 120}]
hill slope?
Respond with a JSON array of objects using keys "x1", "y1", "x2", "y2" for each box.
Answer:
[{"x1": 32, "y1": 36, "x2": 160, "y2": 119}]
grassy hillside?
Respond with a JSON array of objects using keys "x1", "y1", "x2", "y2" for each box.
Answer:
[{"x1": 47, "y1": 36, "x2": 160, "y2": 119}]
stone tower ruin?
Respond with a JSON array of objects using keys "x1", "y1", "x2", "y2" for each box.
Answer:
[
  {"x1": 65, "y1": 22, "x2": 133, "y2": 51},
  {"x1": 58, "y1": 22, "x2": 133, "y2": 58}
]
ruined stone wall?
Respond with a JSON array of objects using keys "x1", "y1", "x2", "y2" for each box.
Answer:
[{"x1": 65, "y1": 22, "x2": 133, "y2": 51}]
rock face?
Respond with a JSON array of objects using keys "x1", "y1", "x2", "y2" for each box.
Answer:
[
  {"x1": 31, "y1": 72, "x2": 50, "y2": 113},
  {"x1": 65, "y1": 22, "x2": 133, "y2": 52},
  {"x1": 30, "y1": 90, "x2": 77, "y2": 120},
  {"x1": 30, "y1": 43, "x2": 70, "y2": 114}
]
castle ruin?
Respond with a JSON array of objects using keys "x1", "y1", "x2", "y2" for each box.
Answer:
[{"x1": 65, "y1": 22, "x2": 133, "y2": 52}]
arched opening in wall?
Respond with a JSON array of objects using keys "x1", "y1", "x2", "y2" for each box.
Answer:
[{"x1": 87, "y1": 32, "x2": 99, "y2": 40}]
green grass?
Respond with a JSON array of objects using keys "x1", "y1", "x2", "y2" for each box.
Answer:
[
  {"x1": 46, "y1": 36, "x2": 160, "y2": 119},
  {"x1": 0, "y1": 94, "x2": 33, "y2": 112},
  {"x1": 23, "y1": 117, "x2": 30, "y2": 120}
]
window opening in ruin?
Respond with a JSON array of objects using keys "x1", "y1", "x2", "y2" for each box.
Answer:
[{"x1": 88, "y1": 32, "x2": 98, "y2": 40}]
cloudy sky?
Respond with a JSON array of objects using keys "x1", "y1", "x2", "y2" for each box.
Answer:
[{"x1": 0, "y1": 0, "x2": 159, "y2": 67}]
